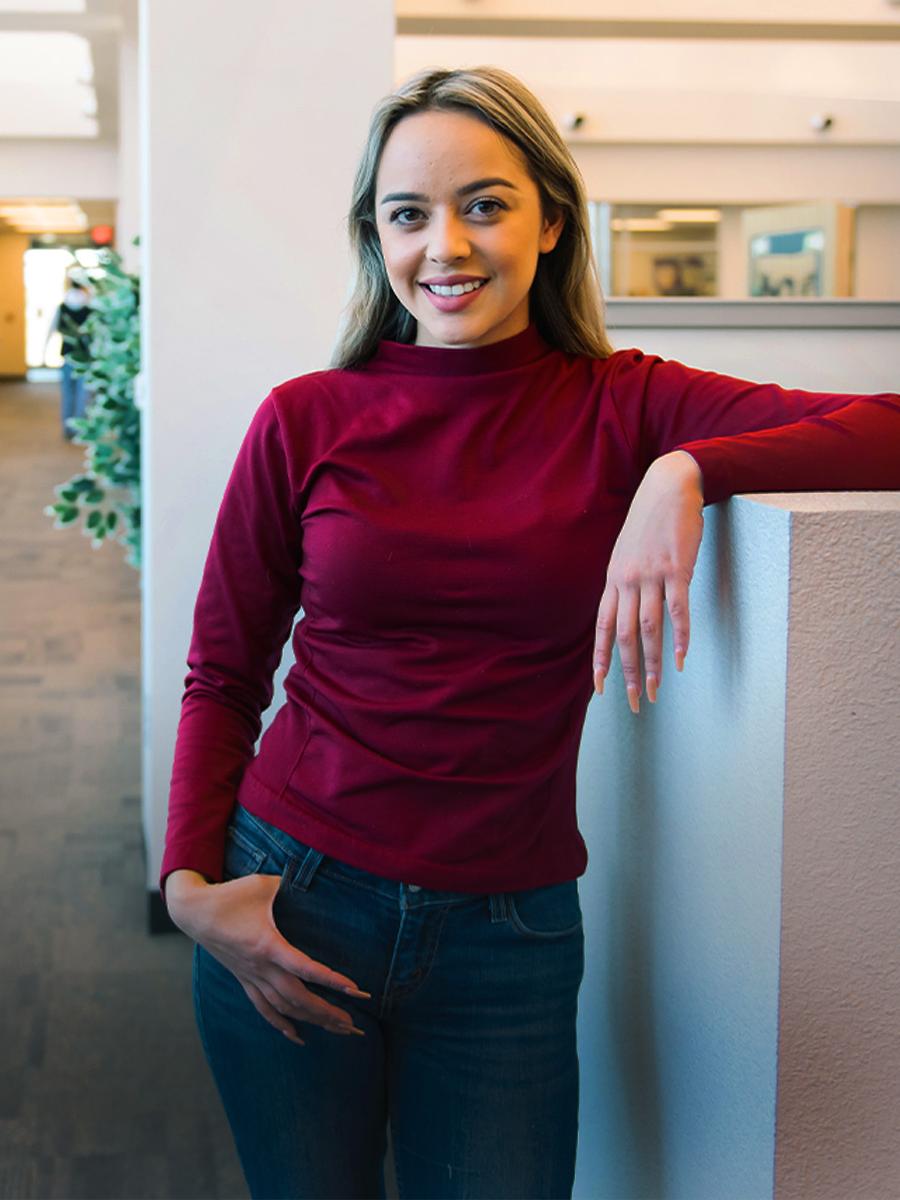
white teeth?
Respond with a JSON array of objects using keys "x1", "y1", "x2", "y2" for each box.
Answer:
[{"x1": 424, "y1": 279, "x2": 487, "y2": 296}]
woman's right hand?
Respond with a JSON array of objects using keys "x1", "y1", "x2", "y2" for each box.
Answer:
[{"x1": 165, "y1": 870, "x2": 370, "y2": 1046}]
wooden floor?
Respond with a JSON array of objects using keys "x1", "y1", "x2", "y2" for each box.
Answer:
[{"x1": 0, "y1": 380, "x2": 246, "y2": 1199}]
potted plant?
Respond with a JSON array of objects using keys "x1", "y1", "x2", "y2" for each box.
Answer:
[{"x1": 44, "y1": 245, "x2": 142, "y2": 569}]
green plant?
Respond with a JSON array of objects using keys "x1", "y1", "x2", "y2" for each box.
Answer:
[{"x1": 44, "y1": 245, "x2": 142, "y2": 569}]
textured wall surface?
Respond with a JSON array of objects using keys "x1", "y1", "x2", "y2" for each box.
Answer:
[{"x1": 769, "y1": 494, "x2": 900, "y2": 1200}]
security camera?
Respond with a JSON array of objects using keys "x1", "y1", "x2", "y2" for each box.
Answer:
[
  {"x1": 562, "y1": 113, "x2": 587, "y2": 132},
  {"x1": 809, "y1": 113, "x2": 834, "y2": 132}
]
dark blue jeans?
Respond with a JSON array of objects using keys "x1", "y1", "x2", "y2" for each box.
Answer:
[
  {"x1": 192, "y1": 802, "x2": 585, "y2": 1199},
  {"x1": 60, "y1": 357, "x2": 88, "y2": 437}
]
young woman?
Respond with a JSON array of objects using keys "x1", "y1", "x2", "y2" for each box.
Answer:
[{"x1": 161, "y1": 66, "x2": 899, "y2": 1199}]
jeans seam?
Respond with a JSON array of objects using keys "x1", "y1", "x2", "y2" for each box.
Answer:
[{"x1": 192, "y1": 944, "x2": 212, "y2": 1063}]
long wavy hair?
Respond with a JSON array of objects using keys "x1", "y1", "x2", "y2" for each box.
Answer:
[{"x1": 329, "y1": 65, "x2": 614, "y2": 369}]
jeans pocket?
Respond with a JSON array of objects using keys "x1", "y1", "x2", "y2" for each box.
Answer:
[
  {"x1": 222, "y1": 805, "x2": 295, "y2": 882},
  {"x1": 506, "y1": 879, "x2": 583, "y2": 939},
  {"x1": 222, "y1": 823, "x2": 271, "y2": 881}
]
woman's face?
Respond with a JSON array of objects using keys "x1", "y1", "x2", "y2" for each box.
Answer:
[{"x1": 374, "y1": 109, "x2": 564, "y2": 349}]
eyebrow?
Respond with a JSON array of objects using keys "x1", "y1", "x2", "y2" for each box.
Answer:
[{"x1": 379, "y1": 177, "x2": 519, "y2": 205}]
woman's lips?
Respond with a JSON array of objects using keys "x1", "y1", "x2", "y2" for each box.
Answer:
[{"x1": 418, "y1": 280, "x2": 489, "y2": 313}]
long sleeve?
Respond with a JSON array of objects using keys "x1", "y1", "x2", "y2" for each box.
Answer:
[
  {"x1": 159, "y1": 392, "x2": 304, "y2": 902},
  {"x1": 611, "y1": 351, "x2": 900, "y2": 505}
]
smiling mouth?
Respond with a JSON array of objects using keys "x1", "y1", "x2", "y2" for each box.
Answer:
[{"x1": 419, "y1": 279, "x2": 488, "y2": 297}]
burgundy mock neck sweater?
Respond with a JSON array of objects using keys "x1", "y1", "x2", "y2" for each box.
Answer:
[{"x1": 160, "y1": 322, "x2": 900, "y2": 900}]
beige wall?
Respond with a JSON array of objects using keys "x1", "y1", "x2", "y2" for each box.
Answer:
[{"x1": 0, "y1": 232, "x2": 28, "y2": 376}]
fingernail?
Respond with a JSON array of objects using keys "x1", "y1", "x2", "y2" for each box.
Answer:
[
  {"x1": 627, "y1": 684, "x2": 640, "y2": 714},
  {"x1": 675, "y1": 647, "x2": 685, "y2": 671},
  {"x1": 342, "y1": 986, "x2": 371, "y2": 998},
  {"x1": 646, "y1": 674, "x2": 658, "y2": 703},
  {"x1": 594, "y1": 671, "x2": 604, "y2": 695}
]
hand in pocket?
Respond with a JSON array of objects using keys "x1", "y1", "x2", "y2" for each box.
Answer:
[{"x1": 170, "y1": 871, "x2": 370, "y2": 1045}]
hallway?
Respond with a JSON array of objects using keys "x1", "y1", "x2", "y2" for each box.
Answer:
[{"x1": 0, "y1": 380, "x2": 244, "y2": 1198}]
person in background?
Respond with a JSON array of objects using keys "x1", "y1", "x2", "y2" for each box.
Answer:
[{"x1": 45, "y1": 275, "x2": 93, "y2": 440}]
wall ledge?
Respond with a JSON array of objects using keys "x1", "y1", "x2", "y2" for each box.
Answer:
[{"x1": 606, "y1": 298, "x2": 900, "y2": 329}]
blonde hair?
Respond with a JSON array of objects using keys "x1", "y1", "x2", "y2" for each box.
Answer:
[{"x1": 329, "y1": 65, "x2": 614, "y2": 369}]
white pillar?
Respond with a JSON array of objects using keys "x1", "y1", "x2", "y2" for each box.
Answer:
[
  {"x1": 138, "y1": 0, "x2": 394, "y2": 916},
  {"x1": 575, "y1": 491, "x2": 900, "y2": 1199}
]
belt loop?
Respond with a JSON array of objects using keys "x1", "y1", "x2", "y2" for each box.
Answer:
[
  {"x1": 288, "y1": 847, "x2": 325, "y2": 893},
  {"x1": 489, "y1": 892, "x2": 510, "y2": 923}
]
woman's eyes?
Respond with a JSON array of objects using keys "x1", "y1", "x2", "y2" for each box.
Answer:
[{"x1": 389, "y1": 199, "x2": 504, "y2": 225}]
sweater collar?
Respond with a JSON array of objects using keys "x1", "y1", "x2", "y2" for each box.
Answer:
[{"x1": 365, "y1": 321, "x2": 552, "y2": 377}]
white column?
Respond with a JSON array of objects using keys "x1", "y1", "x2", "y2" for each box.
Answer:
[
  {"x1": 138, "y1": 0, "x2": 394, "y2": 910},
  {"x1": 575, "y1": 491, "x2": 900, "y2": 1199}
]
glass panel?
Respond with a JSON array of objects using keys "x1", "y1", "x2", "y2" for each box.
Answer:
[{"x1": 590, "y1": 201, "x2": 876, "y2": 299}]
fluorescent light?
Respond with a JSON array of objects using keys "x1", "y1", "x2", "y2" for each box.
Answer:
[
  {"x1": 0, "y1": 199, "x2": 88, "y2": 232},
  {"x1": 611, "y1": 219, "x2": 675, "y2": 233},
  {"x1": 656, "y1": 209, "x2": 722, "y2": 223}
]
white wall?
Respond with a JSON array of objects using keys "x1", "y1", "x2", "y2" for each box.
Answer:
[
  {"x1": 575, "y1": 495, "x2": 788, "y2": 1200},
  {"x1": 138, "y1": 0, "x2": 395, "y2": 895},
  {"x1": 573, "y1": 144, "x2": 900, "y2": 208},
  {"x1": 603, "y1": 317, "x2": 900, "y2": 394},
  {"x1": 0, "y1": 138, "x2": 118, "y2": 198}
]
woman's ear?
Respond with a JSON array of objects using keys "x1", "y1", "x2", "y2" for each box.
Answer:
[{"x1": 539, "y1": 205, "x2": 566, "y2": 254}]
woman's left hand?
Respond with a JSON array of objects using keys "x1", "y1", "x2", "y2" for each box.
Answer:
[{"x1": 592, "y1": 451, "x2": 705, "y2": 713}]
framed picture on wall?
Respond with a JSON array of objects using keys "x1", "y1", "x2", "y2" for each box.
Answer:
[
  {"x1": 650, "y1": 252, "x2": 717, "y2": 297},
  {"x1": 742, "y1": 203, "x2": 854, "y2": 298},
  {"x1": 748, "y1": 229, "x2": 824, "y2": 297}
]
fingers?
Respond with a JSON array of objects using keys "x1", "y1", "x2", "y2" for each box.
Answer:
[
  {"x1": 593, "y1": 574, "x2": 690, "y2": 712},
  {"x1": 665, "y1": 574, "x2": 691, "y2": 673},
  {"x1": 615, "y1": 586, "x2": 643, "y2": 714},
  {"x1": 271, "y1": 937, "x2": 371, "y2": 1000},
  {"x1": 639, "y1": 581, "x2": 664, "y2": 704},
  {"x1": 592, "y1": 585, "x2": 616, "y2": 694},
  {"x1": 267, "y1": 958, "x2": 367, "y2": 1037},
  {"x1": 242, "y1": 978, "x2": 307, "y2": 1046},
  {"x1": 200, "y1": 875, "x2": 372, "y2": 1045},
  {"x1": 241, "y1": 958, "x2": 367, "y2": 1043}
]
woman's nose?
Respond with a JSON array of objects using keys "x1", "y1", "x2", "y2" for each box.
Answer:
[{"x1": 426, "y1": 210, "x2": 470, "y2": 263}]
